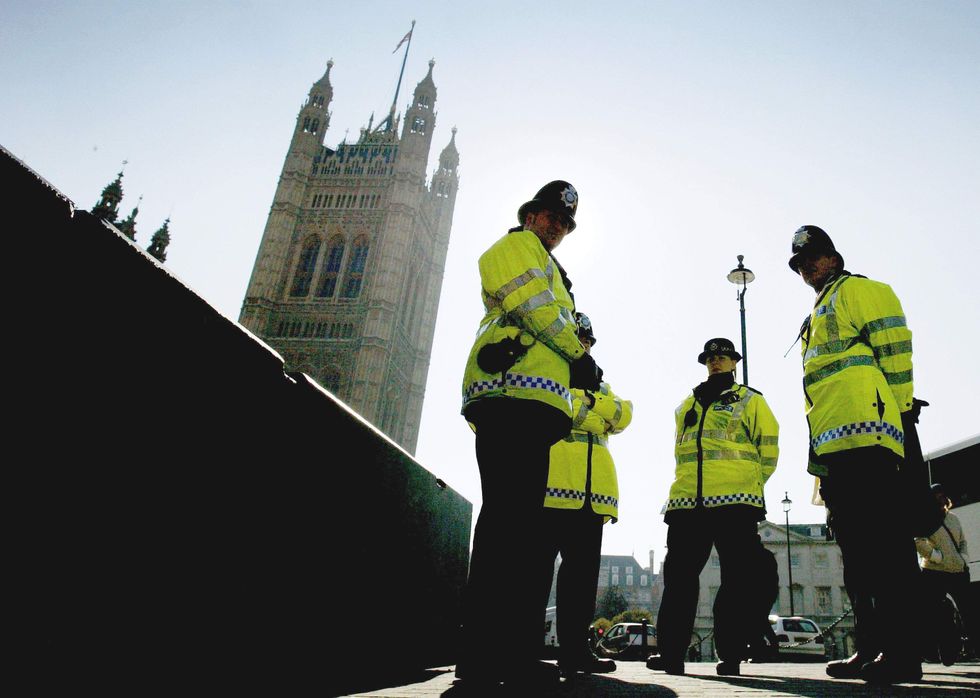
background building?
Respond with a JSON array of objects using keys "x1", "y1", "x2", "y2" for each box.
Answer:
[
  {"x1": 239, "y1": 59, "x2": 459, "y2": 453},
  {"x1": 545, "y1": 551, "x2": 659, "y2": 619}
]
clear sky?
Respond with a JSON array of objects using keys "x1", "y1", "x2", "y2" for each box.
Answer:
[{"x1": 4, "y1": 1, "x2": 978, "y2": 570}]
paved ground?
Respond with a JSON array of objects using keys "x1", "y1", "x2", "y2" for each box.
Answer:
[{"x1": 338, "y1": 661, "x2": 979, "y2": 697}]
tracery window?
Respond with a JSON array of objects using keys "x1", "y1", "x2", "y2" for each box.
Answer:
[
  {"x1": 341, "y1": 236, "x2": 369, "y2": 298},
  {"x1": 316, "y1": 235, "x2": 345, "y2": 298},
  {"x1": 289, "y1": 236, "x2": 321, "y2": 297}
]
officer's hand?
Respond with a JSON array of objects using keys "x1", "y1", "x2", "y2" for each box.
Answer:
[
  {"x1": 570, "y1": 353, "x2": 602, "y2": 391},
  {"x1": 583, "y1": 390, "x2": 596, "y2": 408}
]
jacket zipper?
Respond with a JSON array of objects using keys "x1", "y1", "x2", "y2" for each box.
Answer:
[
  {"x1": 585, "y1": 433, "x2": 594, "y2": 512},
  {"x1": 695, "y1": 403, "x2": 708, "y2": 504}
]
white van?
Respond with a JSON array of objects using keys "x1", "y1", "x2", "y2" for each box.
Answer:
[{"x1": 769, "y1": 615, "x2": 825, "y2": 658}]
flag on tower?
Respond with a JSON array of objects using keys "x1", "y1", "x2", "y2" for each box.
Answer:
[{"x1": 393, "y1": 25, "x2": 413, "y2": 53}]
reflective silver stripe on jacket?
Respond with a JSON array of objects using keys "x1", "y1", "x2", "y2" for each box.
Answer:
[
  {"x1": 872, "y1": 339, "x2": 912, "y2": 359},
  {"x1": 863, "y1": 315, "x2": 907, "y2": 335},
  {"x1": 677, "y1": 449, "x2": 761, "y2": 464},
  {"x1": 491, "y1": 267, "x2": 547, "y2": 302},
  {"x1": 804, "y1": 336, "x2": 863, "y2": 361},
  {"x1": 884, "y1": 369, "x2": 913, "y2": 385},
  {"x1": 561, "y1": 432, "x2": 608, "y2": 448},
  {"x1": 803, "y1": 355, "x2": 876, "y2": 388},
  {"x1": 678, "y1": 429, "x2": 751, "y2": 445}
]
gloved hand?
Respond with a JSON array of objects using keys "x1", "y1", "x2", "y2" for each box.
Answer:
[{"x1": 570, "y1": 353, "x2": 603, "y2": 391}]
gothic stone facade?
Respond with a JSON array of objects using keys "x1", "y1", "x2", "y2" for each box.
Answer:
[{"x1": 240, "y1": 60, "x2": 459, "y2": 453}]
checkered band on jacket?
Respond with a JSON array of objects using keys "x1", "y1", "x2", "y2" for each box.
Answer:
[
  {"x1": 666, "y1": 493, "x2": 766, "y2": 510},
  {"x1": 464, "y1": 372, "x2": 571, "y2": 403}
]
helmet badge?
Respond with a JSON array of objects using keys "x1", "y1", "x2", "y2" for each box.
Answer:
[
  {"x1": 560, "y1": 184, "x2": 578, "y2": 209},
  {"x1": 793, "y1": 228, "x2": 811, "y2": 246}
]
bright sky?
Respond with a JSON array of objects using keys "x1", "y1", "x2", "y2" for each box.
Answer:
[{"x1": 4, "y1": 1, "x2": 978, "y2": 570}]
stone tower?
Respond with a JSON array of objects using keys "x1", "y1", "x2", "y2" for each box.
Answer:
[{"x1": 240, "y1": 59, "x2": 459, "y2": 454}]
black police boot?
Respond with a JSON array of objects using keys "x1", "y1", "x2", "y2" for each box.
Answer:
[
  {"x1": 859, "y1": 654, "x2": 923, "y2": 684},
  {"x1": 825, "y1": 652, "x2": 874, "y2": 679},
  {"x1": 558, "y1": 652, "x2": 616, "y2": 677},
  {"x1": 502, "y1": 659, "x2": 560, "y2": 687},
  {"x1": 716, "y1": 660, "x2": 741, "y2": 676},
  {"x1": 646, "y1": 654, "x2": 684, "y2": 675}
]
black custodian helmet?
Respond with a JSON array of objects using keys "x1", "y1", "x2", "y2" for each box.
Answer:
[
  {"x1": 517, "y1": 180, "x2": 579, "y2": 231},
  {"x1": 697, "y1": 338, "x2": 742, "y2": 364},
  {"x1": 575, "y1": 312, "x2": 596, "y2": 346},
  {"x1": 788, "y1": 225, "x2": 845, "y2": 272}
]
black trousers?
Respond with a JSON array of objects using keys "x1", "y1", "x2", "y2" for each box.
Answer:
[
  {"x1": 459, "y1": 398, "x2": 570, "y2": 669},
  {"x1": 920, "y1": 568, "x2": 978, "y2": 655},
  {"x1": 657, "y1": 505, "x2": 768, "y2": 663},
  {"x1": 538, "y1": 506, "x2": 604, "y2": 662},
  {"x1": 819, "y1": 447, "x2": 923, "y2": 662}
]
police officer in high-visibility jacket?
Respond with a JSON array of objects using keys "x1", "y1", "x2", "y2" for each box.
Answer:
[
  {"x1": 457, "y1": 181, "x2": 603, "y2": 688},
  {"x1": 539, "y1": 313, "x2": 632, "y2": 677},
  {"x1": 647, "y1": 338, "x2": 778, "y2": 678},
  {"x1": 789, "y1": 225, "x2": 922, "y2": 685}
]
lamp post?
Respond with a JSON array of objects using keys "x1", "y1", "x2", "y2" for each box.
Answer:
[
  {"x1": 726, "y1": 255, "x2": 755, "y2": 385},
  {"x1": 782, "y1": 491, "x2": 795, "y2": 616}
]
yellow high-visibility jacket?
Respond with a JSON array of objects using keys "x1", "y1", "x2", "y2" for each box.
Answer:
[
  {"x1": 461, "y1": 229, "x2": 585, "y2": 421},
  {"x1": 801, "y1": 273, "x2": 913, "y2": 474},
  {"x1": 545, "y1": 382, "x2": 633, "y2": 522},
  {"x1": 666, "y1": 384, "x2": 779, "y2": 512}
]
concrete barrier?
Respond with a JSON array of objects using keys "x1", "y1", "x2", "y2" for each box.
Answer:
[{"x1": 4, "y1": 144, "x2": 471, "y2": 692}]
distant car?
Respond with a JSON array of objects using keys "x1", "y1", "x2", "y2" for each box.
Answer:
[
  {"x1": 596, "y1": 622, "x2": 657, "y2": 659},
  {"x1": 769, "y1": 615, "x2": 825, "y2": 659}
]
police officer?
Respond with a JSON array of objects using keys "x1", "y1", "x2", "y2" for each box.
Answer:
[
  {"x1": 539, "y1": 313, "x2": 632, "y2": 677},
  {"x1": 789, "y1": 225, "x2": 922, "y2": 684},
  {"x1": 646, "y1": 338, "x2": 779, "y2": 677},
  {"x1": 457, "y1": 181, "x2": 602, "y2": 687}
]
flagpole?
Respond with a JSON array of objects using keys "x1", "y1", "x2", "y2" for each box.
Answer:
[{"x1": 388, "y1": 20, "x2": 415, "y2": 130}]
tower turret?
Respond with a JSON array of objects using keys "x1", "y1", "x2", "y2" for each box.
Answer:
[
  {"x1": 397, "y1": 59, "x2": 437, "y2": 176},
  {"x1": 430, "y1": 126, "x2": 459, "y2": 206},
  {"x1": 116, "y1": 195, "x2": 142, "y2": 241},
  {"x1": 147, "y1": 217, "x2": 171, "y2": 263},
  {"x1": 286, "y1": 60, "x2": 334, "y2": 171},
  {"x1": 91, "y1": 169, "x2": 125, "y2": 224}
]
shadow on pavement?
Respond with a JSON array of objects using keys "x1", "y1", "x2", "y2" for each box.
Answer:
[
  {"x1": 329, "y1": 667, "x2": 454, "y2": 697},
  {"x1": 697, "y1": 672, "x2": 978, "y2": 696},
  {"x1": 441, "y1": 674, "x2": 680, "y2": 697}
]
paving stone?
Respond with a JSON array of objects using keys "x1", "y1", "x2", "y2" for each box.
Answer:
[{"x1": 342, "y1": 661, "x2": 980, "y2": 697}]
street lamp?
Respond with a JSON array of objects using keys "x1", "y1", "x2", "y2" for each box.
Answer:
[
  {"x1": 782, "y1": 491, "x2": 795, "y2": 616},
  {"x1": 726, "y1": 255, "x2": 755, "y2": 385}
]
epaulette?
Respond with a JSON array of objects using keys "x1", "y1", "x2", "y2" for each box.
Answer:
[{"x1": 740, "y1": 384, "x2": 764, "y2": 396}]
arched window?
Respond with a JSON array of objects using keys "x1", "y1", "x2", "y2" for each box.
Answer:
[
  {"x1": 341, "y1": 236, "x2": 369, "y2": 298},
  {"x1": 289, "y1": 236, "x2": 321, "y2": 297},
  {"x1": 316, "y1": 235, "x2": 346, "y2": 298},
  {"x1": 411, "y1": 117, "x2": 426, "y2": 134}
]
